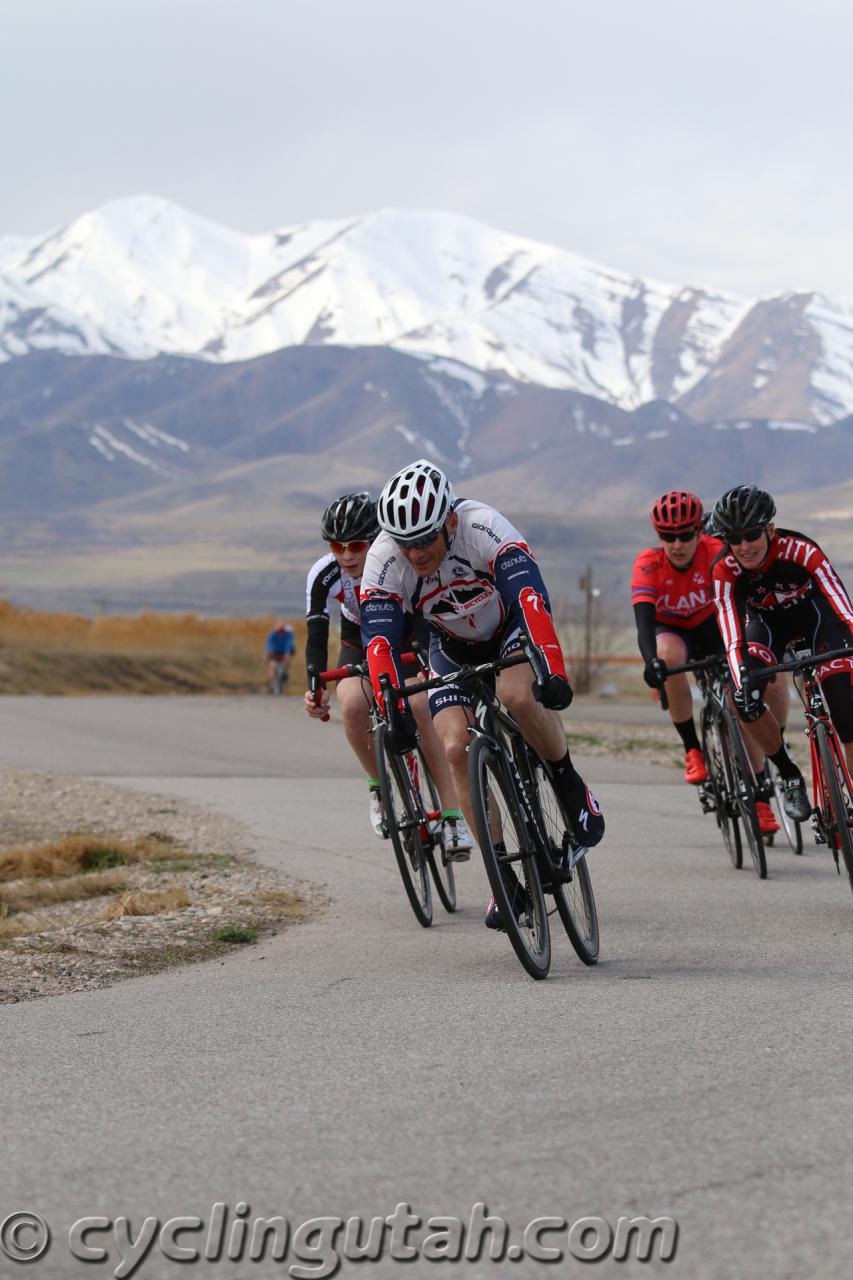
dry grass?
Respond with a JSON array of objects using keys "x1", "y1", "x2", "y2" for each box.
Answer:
[
  {"x1": 0, "y1": 834, "x2": 180, "y2": 883},
  {"x1": 98, "y1": 886, "x2": 192, "y2": 921},
  {"x1": 239, "y1": 887, "x2": 306, "y2": 918},
  {"x1": 0, "y1": 599, "x2": 308, "y2": 694},
  {"x1": 0, "y1": 869, "x2": 129, "y2": 912}
]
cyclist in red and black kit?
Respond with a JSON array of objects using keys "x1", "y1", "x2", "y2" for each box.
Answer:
[
  {"x1": 711, "y1": 484, "x2": 853, "y2": 821},
  {"x1": 632, "y1": 491, "x2": 730, "y2": 785}
]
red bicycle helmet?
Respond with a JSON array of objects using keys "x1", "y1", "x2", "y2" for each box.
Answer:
[{"x1": 650, "y1": 490, "x2": 704, "y2": 533}]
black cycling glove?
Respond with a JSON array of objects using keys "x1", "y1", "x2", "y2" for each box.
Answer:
[
  {"x1": 732, "y1": 680, "x2": 764, "y2": 723},
  {"x1": 533, "y1": 673, "x2": 574, "y2": 711},
  {"x1": 385, "y1": 707, "x2": 418, "y2": 755},
  {"x1": 643, "y1": 658, "x2": 668, "y2": 690}
]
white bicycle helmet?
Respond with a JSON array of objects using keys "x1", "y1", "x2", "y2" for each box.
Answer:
[{"x1": 377, "y1": 459, "x2": 455, "y2": 545}]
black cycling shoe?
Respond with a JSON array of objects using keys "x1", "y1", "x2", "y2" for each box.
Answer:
[
  {"x1": 781, "y1": 774, "x2": 812, "y2": 822},
  {"x1": 484, "y1": 864, "x2": 527, "y2": 931},
  {"x1": 556, "y1": 776, "x2": 605, "y2": 847}
]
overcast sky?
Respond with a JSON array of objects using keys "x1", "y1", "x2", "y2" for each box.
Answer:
[{"x1": 4, "y1": 0, "x2": 853, "y2": 299}]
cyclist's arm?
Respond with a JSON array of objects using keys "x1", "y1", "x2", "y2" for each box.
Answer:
[
  {"x1": 806, "y1": 545, "x2": 853, "y2": 635},
  {"x1": 633, "y1": 602, "x2": 658, "y2": 666},
  {"x1": 713, "y1": 566, "x2": 747, "y2": 687},
  {"x1": 493, "y1": 544, "x2": 568, "y2": 681},
  {"x1": 305, "y1": 555, "x2": 341, "y2": 678},
  {"x1": 361, "y1": 593, "x2": 408, "y2": 711},
  {"x1": 631, "y1": 549, "x2": 659, "y2": 665}
]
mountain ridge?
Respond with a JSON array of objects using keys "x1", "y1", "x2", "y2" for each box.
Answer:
[{"x1": 3, "y1": 196, "x2": 853, "y2": 424}]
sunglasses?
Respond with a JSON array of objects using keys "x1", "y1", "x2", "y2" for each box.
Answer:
[
  {"x1": 329, "y1": 539, "x2": 370, "y2": 555},
  {"x1": 394, "y1": 528, "x2": 442, "y2": 551},
  {"x1": 659, "y1": 530, "x2": 698, "y2": 544},
  {"x1": 729, "y1": 528, "x2": 766, "y2": 546}
]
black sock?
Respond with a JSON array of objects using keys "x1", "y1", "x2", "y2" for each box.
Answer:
[
  {"x1": 769, "y1": 744, "x2": 800, "y2": 781},
  {"x1": 550, "y1": 749, "x2": 582, "y2": 794},
  {"x1": 674, "y1": 717, "x2": 701, "y2": 753}
]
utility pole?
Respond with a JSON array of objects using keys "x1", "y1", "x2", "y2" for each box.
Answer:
[{"x1": 576, "y1": 566, "x2": 600, "y2": 694}]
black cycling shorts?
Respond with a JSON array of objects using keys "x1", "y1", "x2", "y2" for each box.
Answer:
[
  {"x1": 655, "y1": 613, "x2": 724, "y2": 660},
  {"x1": 426, "y1": 624, "x2": 525, "y2": 717},
  {"x1": 745, "y1": 599, "x2": 853, "y2": 742}
]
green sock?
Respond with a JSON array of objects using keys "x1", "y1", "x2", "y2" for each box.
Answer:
[
  {"x1": 441, "y1": 808, "x2": 463, "y2": 821},
  {"x1": 368, "y1": 777, "x2": 381, "y2": 791}
]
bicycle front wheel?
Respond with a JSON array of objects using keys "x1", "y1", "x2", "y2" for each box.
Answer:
[
  {"x1": 701, "y1": 705, "x2": 743, "y2": 869},
  {"x1": 815, "y1": 722, "x2": 853, "y2": 895},
  {"x1": 532, "y1": 762, "x2": 599, "y2": 964},
  {"x1": 376, "y1": 725, "x2": 433, "y2": 927},
  {"x1": 468, "y1": 735, "x2": 550, "y2": 979},
  {"x1": 411, "y1": 747, "x2": 457, "y2": 913},
  {"x1": 722, "y1": 710, "x2": 766, "y2": 879}
]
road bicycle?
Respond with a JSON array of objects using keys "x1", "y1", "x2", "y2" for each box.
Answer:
[
  {"x1": 312, "y1": 653, "x2": 457, "y2": 926},
  {"x1": 269, "y1": 657, "x2": 291, "y2": 695},
  {"x1": 662, "y1": 655, "x2": 766, "y2": 877},
  {"x1": 749, "y1": 645, "x2": 853, "y2": 896},
  {"x1": 380, "y1": 639, "x2": 599, "y2": 979}
]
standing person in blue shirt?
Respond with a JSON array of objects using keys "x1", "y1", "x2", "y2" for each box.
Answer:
[{"x1": 265, "y1": 621, "x2": 295, "y2": 693}]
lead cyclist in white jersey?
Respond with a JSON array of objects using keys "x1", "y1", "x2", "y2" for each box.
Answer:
[{"x1": 360, "y1": 459, "x2": 604, "y2": 930}]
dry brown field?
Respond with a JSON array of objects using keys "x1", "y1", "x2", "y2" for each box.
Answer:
[{"x1": 0, "y1": 601, "x2": 308, "y2": 695}]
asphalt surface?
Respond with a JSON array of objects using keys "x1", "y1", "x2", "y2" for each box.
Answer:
[{"x1": 1, "y1": 695, "x2": 851, "y2": 1280}]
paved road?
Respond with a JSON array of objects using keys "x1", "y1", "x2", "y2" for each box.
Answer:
[{"x1": 1, "y1": 696, "x2": 851, "y2": 1279}]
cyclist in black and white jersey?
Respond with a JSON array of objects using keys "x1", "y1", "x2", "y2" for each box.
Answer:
[{"x1": 304, "y1": 491, "x2": 470, "y2": 853}]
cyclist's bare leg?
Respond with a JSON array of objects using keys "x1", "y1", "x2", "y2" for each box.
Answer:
[
  {"x1": 433, "y1": 704, "x2": 477, "y2": 832},
  {"x1": 497, "y1": 663, "x2": 566, "y2": 762},
  {"x1": 409, "y1": 690, "x2": 459, "y2": 811},
  {"x1": 656, "y1": 634, "x2": 692, "y2": 723},
  {"x1": 738, "y1": 676, "x2": 789, "y2": 772},
  {"x1": 336, "y1": 675, "x2": 376, "y2": 778}
]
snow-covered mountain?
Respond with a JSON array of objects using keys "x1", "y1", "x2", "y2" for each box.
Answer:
[{"x1": 2, "y1": 196, "x2": 853, "y2": 423}]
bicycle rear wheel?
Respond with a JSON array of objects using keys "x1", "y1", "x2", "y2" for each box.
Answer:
[
  {"x1": 376, "y1": 725, "x2": 433, "y2": 927},
  {"x1": 722, "y1": 710, "x2": 766, "y2": 879},
  {"x1": 701, "y1": 705, "x2": 743, "y2": 868},
  {"x1": 532, "y1": 762, "x2": 599, "y2": 964},
  {"x1": 815, "y1": 722, "x2": 853, "y2": 895},
  {"x1": 468, "y1": 735, "x2": 550, "y2": 979},
  {"x1": 410, "y1": 747, "x2": 457, "y2": 913}
]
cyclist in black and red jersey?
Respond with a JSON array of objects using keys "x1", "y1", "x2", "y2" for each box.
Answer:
[
  {"x1": 711, "y1": 484, "x2": 853, "y2": 819},
  {"x1": 631, "y1": 491, "x2": 732, "y2": 788},
  {"x1": 304, "y1": 491, "x2": 471, "y2": 855}
]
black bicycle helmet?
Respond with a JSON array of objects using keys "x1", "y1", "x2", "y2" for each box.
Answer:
[
  {"x1": 712, "y1": 485, "x2": 776, "y2": 538},
  {"x1": 320, "y1": 491, "x2": 379, "y2": 543}
]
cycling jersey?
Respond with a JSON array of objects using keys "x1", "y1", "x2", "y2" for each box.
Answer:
[
  {"x1": 265, "y1": 626, "x2": 295, "y2": 658},
  {"x1": 713, "y1": 528, "x2": 853, "y2": 689},
  {"x1": 631, "y1": 535, "x2": 724, "y2": 629},
  {"x1": 361, "y1": 499, "x2": 567, "y2": 709},
  {"x1": 305, "y1": 553, "x2": 363, "y2": 675}
]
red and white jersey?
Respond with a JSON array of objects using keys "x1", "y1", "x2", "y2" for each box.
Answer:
[
  {"x1": 361, "y1": 500, "x2": 529, "y2": 644},
  {"x1": 713, "y1": 527, "x2": 853, "y2": 682},
  {"x1": 631, "y1": 534, "x2": 724, "y2": 628}
]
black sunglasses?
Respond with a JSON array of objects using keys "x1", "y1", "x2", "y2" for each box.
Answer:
[
  {"x1": 659, "y1": 530, "x2": 698, "y2": 544},
  {"x1": 394, "y1": 527, "x2": 443, "y2": 551},
  {"x1": 729, "y1": 528, "x2": 766, "y2": 545}
]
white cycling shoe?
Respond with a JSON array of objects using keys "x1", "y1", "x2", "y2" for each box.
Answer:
[
  {"x1": 369, "y1": 788, "x2": 385, "y2": 839},
  {"x1": 442, "y1": 815, "x2": 473, "y2": 861}
]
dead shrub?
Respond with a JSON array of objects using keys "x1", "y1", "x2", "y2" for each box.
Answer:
[{"x1": 98, "y1": 887, "x2": 191, "y2": 921}]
